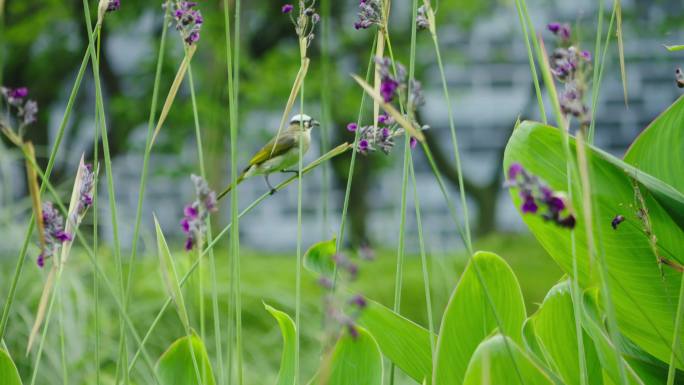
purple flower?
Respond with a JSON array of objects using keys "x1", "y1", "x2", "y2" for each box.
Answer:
[
  {"x1": 379, "y1": 78, "x2": 399, "y2": 103},
  {"x1": 548, "y1": 22, "x2": 571, "y2": 41},
  {"x1": 172, "y1": 1, "x2": 203, "y2": 45},
  {"x1": 381, "y1": 127, "x2": 390, "y2": 139},
  {"x1": 9, "y1": 87, "x2": 28, "y2": 99},
  {"x1": 358, "y1": 139, "x2": 370, "y2": 153},
  {"x1": 181, "y1": 175, "x2": 218, "y2": 251},
  {"x1": 521, "y1": 194, "x2": 538, "y2": 214},
  {"x1": 181, "y1": 218, "x2": 191, "y2": 233},
  {"x1": 507, "y1": 163, "x2": 524, "y2": 181},
  {"x1": 347, "y1": 122, "x2": 358, "y2": 132},
  {"x1": 354, "y1": 0, "x2": 381, "y2": 30},
  {"x1": 37, "y1": 201, "x2": 71, "y2": 267},
  {"x1": 377, "y1": 113, "x2": 393, "y2": 125},
  {"x1": 409, "y1": 137, "x2": 418, "y2": 149},
  {"x1": 506, "y1": 163, "x2": 575, "y2": 229},
  {"x1": 350, "y1": 295, "x2": 367, "y2": 309},
  {"x1": 184, "y1": 237, "x2": 194, "y2": 251},
  {"x1": 281, "y1": 4, "x2": 294, "y2": 13},
  {"x1": 611, "y1": 214, "x2": 625, "y2": 230},
  {"x1": 106, "y1": 0, "x2": 120, "y2": 12},
  {"x1": 580, "y1": 50, "x2": 592, "y2": 62}
]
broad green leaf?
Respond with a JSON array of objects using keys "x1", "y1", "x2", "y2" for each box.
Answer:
[
  {"x1": 265, "y1": 303, "x2": 296, "y2": 385},
  {"x1": 0, "y1": 349, "x2": 22, "y2": 385},
  {"x1": 528, "y1": 281, "x2": 602, "y2": 385},
  {"x1": 303, "y1": 238, "x2": 336, "y2": 278},
  {"x1": 462, "y1": 335, "x2": 554, "y2": 385},
  {"x1": 580, "y1": 289, "x2": 651, "y2": 385},
  {"x1": 433, "y1": 251, "x2": 526, "y2": 385},
  {"x1": 316, "y1": 327, "x2": 383, "y2": 385},
  {"x1": 156, "y1": 333, "x2": 215, "y2": 385},
  {"x1": 357, "y1": 298, "x2": 434, "y2": 384},
  {"x1": 504, "y1": 121, "x2": 684, "y2": 367},
  {"x1": 624, "y1": 96, "x2": 684, "y2": 196},
  {"x1": 154, "y1": 216, "x2": 190, "y2": 328}
]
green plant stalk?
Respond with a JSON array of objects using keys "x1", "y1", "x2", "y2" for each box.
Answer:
[
  {"x1": 19, "y1": 147, "x2": 162, "y2": 384},
  {"x1": 230, "y1": 0, "x2": 243, "y2": 383},
  {"x1": 187, "y1": 64, "x2": 206, "y2": 347},
  {"x1": 128, "y1": 144, "x2": 351, "y2": 373},
  {"x1": 222, "y1": 0, "x2": 236, "y2": 381},
  {"x1": 410, "y1": 160, "x2": 435, "y2": 354},
  {"x1": 80, "y1": 3, "x2": 129, "y2": 383},
  {"x1": 513, "y1": 0, "x2": 546, "y2": 124},
  {"x1": 428, "y1": 18, "x2": 472, "y2": 253},
  {"x1": 92, "y1": 39, "x2": 102, "y2": 385},
  {"x1": 295, "y1": 83, "x2": 305, "y2": 385},
  {"x1": 122, "y1": 0, "x2": 170, "y2": 342},
  {"x1": 29, "y1": 268, "x2": 60, "y2": 385},
  {"x1": 332, "y1": 35, "x2": 377, "y2": 284},
  {"x1": 389, "y1": 124, "x2": 411, "y2": 385},
  {"x1": 59, "y1": 285, "x2": 68, "y2": 385},
  {"x1": 319, "y1": 0, "x2": 332, "y2": 234},
  {"x1": 0, "y1": 49, "x2": 89, "y2": 341},
  {"x1": 188, "y1": 61, "x2": 226, "y2": 385},
  {"x1": 588, "y1": 5, "x2": 617, "y2": 143},
  {"x1": 587, "y1": 0, "x2": 603, "y2": 143}
]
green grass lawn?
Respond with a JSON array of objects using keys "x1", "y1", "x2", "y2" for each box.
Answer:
[{"x1": 1, "y1": 232, "x2": 561, "y2": 384}]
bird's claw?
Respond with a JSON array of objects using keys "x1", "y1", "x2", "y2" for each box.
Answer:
[{"x1": 269, "y1": 188, "x2": 277, "y2": 195}]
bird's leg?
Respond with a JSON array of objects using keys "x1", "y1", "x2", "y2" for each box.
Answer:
[
  {"x1": 280, "y1": 169, "x2": 300, "y2": 177},
  {"x1": 264, "y1": 174, "x2": 277, "y2": 195}
]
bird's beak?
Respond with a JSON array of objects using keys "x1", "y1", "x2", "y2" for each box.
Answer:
[{"x1": 312, "y1": 120, "x2": 320, "y2": 127}]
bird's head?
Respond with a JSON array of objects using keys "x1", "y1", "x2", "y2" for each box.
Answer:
[{"x1": 288, "y1": 114, "x2": 319, "y2": 131}]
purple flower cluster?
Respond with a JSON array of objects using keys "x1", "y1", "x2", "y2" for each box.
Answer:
[
  {"x1": 181, "y1": 174, "x2": 218, "y2": 251},
  {"x1": 1, "y1": 86, "x2": 38, "y2": 127},
  {"x1": 546, "y1": 22, "x2": 592, "y2": 127},
  {"x1": 376, "y1": 57, "x2": 405, "y2": 103},
  {"x1": 547, "y1": 22, "x2": 571, "y2": 41},
  {"x1": 106, "y1": 0, "x2": 120, "y2": 12},
  {"x1": 506, "y1": 163, "x2": 576, "y2": 229},
  {"x1": 354, "y1": 0, "x2": 382, "y2": 30},
  {"x1": 282, "y1": 2, "x2": 320, "y2": 46},
  {"x1": 611, "y1": 214, "x2": 625, "y2": 230},
  {"x1": 170, "y1": 1, "x2": 203, "y2": 45},
  {"x1": 37, "y1": 202, "x2": 72, "y2": 267}
]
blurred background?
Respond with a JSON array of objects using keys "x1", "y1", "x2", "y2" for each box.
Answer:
[{"x1": 1, "y1": 0, "x2": 684, "y2": 383}]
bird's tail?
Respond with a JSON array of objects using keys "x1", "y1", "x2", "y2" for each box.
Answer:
[{"x1": 217, "y1": 172, "x2": 246, "y2": 200}]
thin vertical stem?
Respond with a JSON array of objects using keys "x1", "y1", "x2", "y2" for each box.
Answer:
[
  {"x1": 410, "y1": 160, "x2": 435, "y2": 353},
  {"x1": 81, "y1": 5, "x2": 128, "y2": 382},
  {"x1": 333, "y1": 35, "x2": 377, "y2": 281},
  {"x1": 319, "y1": 0, "x2": 332, "y2": 234}
]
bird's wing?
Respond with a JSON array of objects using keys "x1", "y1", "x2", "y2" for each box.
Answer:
[{"x1": 247, "y1": 133, "x2": 297, "y2": 167}]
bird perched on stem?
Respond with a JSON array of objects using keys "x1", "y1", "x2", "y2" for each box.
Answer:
[{"x1": 218, "y1": 114, "x2": 319, "y2": 199}]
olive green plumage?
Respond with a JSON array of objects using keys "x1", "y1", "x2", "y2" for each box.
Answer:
[{"x1": 218, "y1": 114, "x2": 319, "y2": 199}]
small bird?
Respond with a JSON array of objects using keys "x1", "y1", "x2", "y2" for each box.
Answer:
[{"x1": 218, "y1": 114, "x2": 319, "y2": 199}]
